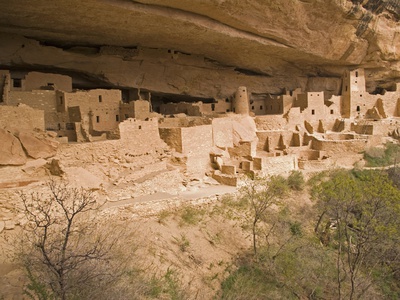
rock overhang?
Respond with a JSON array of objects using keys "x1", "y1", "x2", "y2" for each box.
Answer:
[{"x1": 0, "y1": 0, "x2": 398, "y2": 96}]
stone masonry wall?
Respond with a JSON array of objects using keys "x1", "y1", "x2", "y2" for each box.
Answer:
[
  {"x1": 0, "y1": 104, "x2": 44, "y2": 131},
  {"x1": 159, "y1": 127, "x2": 183, "y2": 152},
  {"x1": 181, "y1": 125, "x2": 213, "y2": 176},
  {"x1": 254, "y1": 155, "x2": 298, "y2": 175},
  {"x1": 64, "y1": 89, "x2": 121, "y2": 132},
  {"x1": 22, "y1": 72, "x2": 72, "y2": 92},
  {"x1": 311, "y1": 137, "x2": 367, "y2": 155},
  {"x1": 7, "y1": 90, "x2": 67, "y2": 130}
]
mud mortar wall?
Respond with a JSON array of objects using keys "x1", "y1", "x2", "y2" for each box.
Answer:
[
  {"x1": 312, "y1": 138, "x2": 367, "y2": 155},
  {"x1": 0, "y1": 105, "x2": 45, "y2": 131}
]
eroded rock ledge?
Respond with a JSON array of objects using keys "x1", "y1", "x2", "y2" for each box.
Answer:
[{"x1": 0, "y1": 0, "x2": 398, "y2": 97}]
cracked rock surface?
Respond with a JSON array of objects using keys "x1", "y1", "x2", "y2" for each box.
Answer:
[{"x1": 0, "y1": 0, "x2": 398, "y2": 95}]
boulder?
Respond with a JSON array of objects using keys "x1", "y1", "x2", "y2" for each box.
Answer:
[
  {"x1": 17, "y1": 131, "x2": 59, "y2": 159},
  {"x1": 0, "y1": 129, "x2": 27, "y2": 166}
]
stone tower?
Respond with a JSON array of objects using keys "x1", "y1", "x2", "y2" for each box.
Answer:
[
  {"x1": 341, "y1": 68, "x2": 366, "y2": 118},
  {"x1": 232, "y1": 86, "x2": 249, "y2": 114}
]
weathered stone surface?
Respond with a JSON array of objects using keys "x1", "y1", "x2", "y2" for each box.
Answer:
[
  {"x1": 0, "y1": 129, "x2": 26, "y2": 166},
  {"x1": 17, "y1": 132, "x2": 58, "y2": 159},
  {"x1": 0, "y1": 0, "x2": 398, "y2": 97}
]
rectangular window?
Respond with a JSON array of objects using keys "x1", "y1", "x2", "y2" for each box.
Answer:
[
  {"x1": 330, "y1": 109, "x2": 334, "y2": 114},
  {"x1": 211, "y1": 104, "x2": 215, "y2": 111},
  {"x1": 96, "y1": 116, "x2": 100, "y2": 123},
  {"x1": 311, "y1": 109, "x2": 315, "y2": 115},
  {"x1": 59, "y1": 96, "x2": 63, "y2": 104},
  {"x1": 116, "y1": 115, "x2": 119, "y2": 122},
  {"x1": 251, "y1": 106, "x2": 254, "y2": 110},
  {"x1": 260, "y1": 106, "x2": 263, "y2": 110},
  {"x1": 99, "y1": 95, "x2": 102, "y2": 103},
  {"x1": 12, "y1": 78, "x2": 21, "y2": 88}
]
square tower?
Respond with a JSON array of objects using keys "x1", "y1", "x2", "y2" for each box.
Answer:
[{"x1": 341, "y1": 68, "x2": 366, "y2": 118}]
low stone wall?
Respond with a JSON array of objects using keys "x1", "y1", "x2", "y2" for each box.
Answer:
[
  {"x1": 324, "y1": 133, "x2": 356, "y2": 140},
  {"x1": 253, "y1": 155, "x2": 298, "y2": 175},
  {"x1": 312, "y1": 137, "x2": 367, "y2": 155},
  {"x1": 0, "y1": 104, "x2": 44, "y2": 131}
]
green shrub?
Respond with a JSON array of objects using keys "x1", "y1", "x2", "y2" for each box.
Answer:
[
  {"x1": 179, "y1": 205, "x2": 205, "y2": 226},
  {"x1": 364, "y1": 143, "x2": 400, "y2": 167},
  {"x1": 287, "y1": 170, "x2": 305, "y2": 191}
]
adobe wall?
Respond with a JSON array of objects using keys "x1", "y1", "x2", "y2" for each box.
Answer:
[
  {"x1": 120, "y1": 102, "x2": 135, "y2": 121},
  {"x1": 300, "y1": 92, "x2": 325, "y2": 121},
  {"x1": 0, "y1": 70, "x2": 10, "y2": 103},
  {"x1": 202, "y1": 99, "x2": 232, "y2": 114},
  {"x1": 22, "y1": 72, "x2": 72, "y2": 92},
  {"x1": 158, "y1": 117, "x2": 212, "y2": 128},
  {"x1": 119, "y1": 118, "x2": 166, "y2": 155},
  {"x1": 160, "y1": 102, "x2": 202, "y2": 116},
  {"x1": 64, "y1": 89, "x2": 121, "y2": 132},
  {"x1": 350, "y1": 123, "x2": 374, "y2": 135},
  {"x1": 251, "y1": 98, "x2": 267, "y2": 115},
  {"x1": 7, "y1": 90, "x2": 67, "y2": 130},
  {"x1": 132, "y1": 100, "x2": 152, "y2": 119},
  {"x1": 0, "y1": 104, "x2": 45, "y2": 131},
  {"x1": 350, "y1": 92, "x2": 378, "y2": 118},
  {"x1": 295, "y1": 93, "x2": 308, "y2": 111},
  {"x1": 325, "y1": 96, "x2": 341, "y2": 119},
  {"x1": 181, "y1": 125, "x2": 213, "y2": 155},
  {"x1": 181, "y1": 125, "x2": 213, "y2": 177},
  {"x1": 380, "y1": 92, "x2": 400, "y2": 117},
  {"x1": 8, "y1": 90, "x2": 56, "y2": 112},
  {"x1": 212, "y1": 118, "x2": 234, "y2": 148},
  {"x1": 256, "y1": 131, "x2": 296, "y2": 151},
  {"x1": 311, "y1": 137, "x2": 367, "y2": 155},
  {"x1": 160, "y1": 124, "x2": 213, "y2": 177},
  {"x1": 298, "y1": 149, "x2": 322, "y2": 160},
  {"x1": 254, "y1": 115, "x2": 288, "y2": 130},
  {"x1": 159, "y1": 127, "x2": 183, "y2": 152},
  {"x1": 253, "y1": 155, "x2": 298, "y2": 175}
]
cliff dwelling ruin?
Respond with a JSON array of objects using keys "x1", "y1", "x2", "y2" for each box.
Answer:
[
  {"x1": 0, "y1": 1, "x2": 400, "y2": 298},
  {"x1": 1, "y1": 68, "x2": 400, "y2": 186}
]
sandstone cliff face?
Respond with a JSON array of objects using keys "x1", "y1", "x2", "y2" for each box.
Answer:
[{"x1": 0, "y1": 0, "x2": 398, "y2": 97}]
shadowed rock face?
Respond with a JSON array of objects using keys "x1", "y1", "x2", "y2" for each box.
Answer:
[{"x1": 0, "y1": 0, "x2": 398, "y2": 97}]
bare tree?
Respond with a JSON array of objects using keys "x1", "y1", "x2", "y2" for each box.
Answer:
[{"x1": 18, "y1": 180, "x2": 120, "y2": 300}]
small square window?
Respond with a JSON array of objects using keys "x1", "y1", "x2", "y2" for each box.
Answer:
[{"x1": 12, "y1": 78, "x2": 21, "y2": 88}]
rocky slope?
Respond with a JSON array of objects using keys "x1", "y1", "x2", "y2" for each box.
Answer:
[{"x1": 0, "y1": 0, "x2": 398, "y2": 97}]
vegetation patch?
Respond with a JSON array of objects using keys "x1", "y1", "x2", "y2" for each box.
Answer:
[{"x1": 364, "y1": 142, "x2": 400, "y2": 167}]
